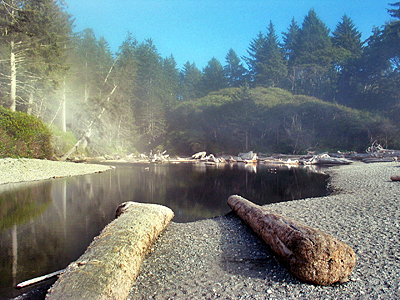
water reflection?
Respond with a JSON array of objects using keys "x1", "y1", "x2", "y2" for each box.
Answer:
[{"x1": 0, "y1": 163, "x2": 328, "y2": 299}]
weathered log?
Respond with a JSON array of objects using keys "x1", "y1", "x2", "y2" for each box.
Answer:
[
  {"x1": 227, "y1": 195, "x2": 356, "y2": 286},
  {"x1": 46, "y1": 202, "x2": 174, "y2": 300}
]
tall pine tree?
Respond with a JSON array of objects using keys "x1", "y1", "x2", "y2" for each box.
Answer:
[
  {"x1": 179, "y1": 61, "x2": 202, "y2": 101},
  {"x1": 201, "y1": 57, "x2": 228, "y2": 95},
  {"x1": 260, "y1": 21, "x2": 287, "y2": 87},
  {"x1": 282, "y1": 18, "x2": 300, "y2": 93},
  {"x1": 224, "y1": 48, "x2": 246, "y2": 87},
  {"x1": 332, "y1": 15, "x2": 363, "y2": 105},
  {"x1": 296, "y1": 9, "x2": 333, "y2": 99},
  {"x1": 0, "y1": 0, "x2": 72, "y2": 112}
]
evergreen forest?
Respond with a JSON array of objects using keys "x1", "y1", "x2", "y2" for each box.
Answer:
[{"x1": 1, "y1": 1, "x2": 400, "y2": 156}]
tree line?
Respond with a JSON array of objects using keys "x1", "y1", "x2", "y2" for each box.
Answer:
[{"x1": 0, "y1": 1, "x2": 399, "y2": 155}]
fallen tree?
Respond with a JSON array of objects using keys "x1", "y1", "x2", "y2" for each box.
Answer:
[
  {"x1": 46, "y1": 202, "x2": 174, "y2": 300},
  {"x1": 227, "y1": 195, "x2": 356, "y2": 285}
]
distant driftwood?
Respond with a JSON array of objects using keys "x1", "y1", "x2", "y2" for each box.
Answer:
[
  {"x1": 46, "y1": 202, "x2": 174, "y2": 300},
  {"x1": 228, "y1": 195, "x2": 356, "y2": 286},
  {"x1": 391, "y1": 175, "x2": 400, "y2": 181}
]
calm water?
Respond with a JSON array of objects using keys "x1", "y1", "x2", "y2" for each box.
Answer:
[{"x1": 0, "y1": 162, "x2": 329, "y2": 299}]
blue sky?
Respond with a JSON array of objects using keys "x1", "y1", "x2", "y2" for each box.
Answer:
[{"x1": 65, "y1": 0, "x2": 394, "y2": 70}]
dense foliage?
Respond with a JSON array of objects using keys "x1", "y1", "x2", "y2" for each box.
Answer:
[
  {"x1": 167, "y1": 87, "x2": 399, "y2": 155},
  {"x1": 0, "y1": 106, "x2": 52, "y2": 158},
  {"x1": 0, "y1": 1, "x2": 399, "y2": 156}
]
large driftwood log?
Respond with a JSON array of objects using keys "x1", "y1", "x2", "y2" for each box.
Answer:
[
  {"x1": 46, "y1": 202, "x2": 174, "y2": 300},
  {"x1": 228, "y1": 195, "x2": 356, "y2": 286}
]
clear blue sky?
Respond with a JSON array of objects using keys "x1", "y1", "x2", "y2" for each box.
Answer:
[{"x1": 65, "y1": 0, "x2": 394, "y2": 70}]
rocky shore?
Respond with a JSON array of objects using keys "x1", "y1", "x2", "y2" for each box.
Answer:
[
  {"x1": 0, "y1": 158, "x2": 112, "y2": 185},
  {"x1": 129, "y1": 161, "x2": 400, "y2": 299}
]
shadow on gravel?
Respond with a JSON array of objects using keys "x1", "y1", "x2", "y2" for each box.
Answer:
[{"x1": 216, "y1": 212, "x2": 297, "y2": 284}]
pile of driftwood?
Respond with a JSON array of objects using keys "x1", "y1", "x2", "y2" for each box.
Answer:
[{"x1": 81, "y1": 141, "x2": 399, "y2": 166}]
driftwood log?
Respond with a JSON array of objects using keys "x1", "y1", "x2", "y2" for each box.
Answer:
[
  {"x1": 228, "y1": 195, "x2": 356, "y2": 286},
  {"x1": 391, "y1": 175, "x2": 400, "y2": 181},
  {"x1": 46, "y1": 202, "x2": 174, "y2": 300}
]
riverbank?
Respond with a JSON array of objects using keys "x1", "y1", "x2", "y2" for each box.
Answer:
[
  {"x1": 0, "y1": 158, "x2": 112, "y2": 185},
  {"x1": 129, "y1": 161, "x2": 400, "y2": 299}
]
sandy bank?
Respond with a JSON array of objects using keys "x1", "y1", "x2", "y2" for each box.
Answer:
[
  {"x1": 0, "y1": 158, "x2": 113, "y2": 185},
  {"x1": 129, "y1": 162, "x2": 400, "y2": 299}
]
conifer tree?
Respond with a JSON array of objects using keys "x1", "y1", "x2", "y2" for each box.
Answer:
[
  {"x1": 332, "y1": 15, "x2": 362, "y2": 57},
  {"x1": 134, "y1": 39, "x2": 166, "y2": 147},
  {"x1": 296, "y1": 9, "x2": 333, "y2": 98},
  {"x1": 161, "y1": 55, "x2": 179, "y2": 108},
  {"x1": 245, "y1": 22, "x2": 286, "y2": 88},
  {"x1": 179, "y1": 61, "x2": 202, "y2": 100},
  {"x1": 245, "y1": 32, "x2": 266, "y2": 86},
  {"x1": 282, "y1": 18, "x2": 300, "y2": 93},
  {"x1": 224, "y1": 48, "x2": 246, "y2": 87},
  {"x1": 332, "y1": 15, "x2": 363, "y2": 105},
  {"x1": 201, "y1": 57, "x2": 228, "y2": 95},
  {"x1": 0, "y1": 0, "x2": 72, "y2": 112},
  {"x1": 260, "y1": 21, "x2": 287, "y2": 87}
]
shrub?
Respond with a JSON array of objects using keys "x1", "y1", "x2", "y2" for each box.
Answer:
[
  {"x1": 0, "y1": 106, "x2": 53, "y2": 159},
  {"x1": 50, "y1": 125, "x2": 79, "y2": 157}
]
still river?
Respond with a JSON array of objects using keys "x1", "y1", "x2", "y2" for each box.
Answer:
[{"x1": 0, "y1": 162, "x2": 329, "y2": 299}]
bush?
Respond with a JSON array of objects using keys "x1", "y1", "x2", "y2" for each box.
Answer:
[
  {"x1": 50, "y1": 125, "x2": 79, "y2": 157},
  {"x1": 0, "y1": 106, "x2": 53, "y2": 159}
]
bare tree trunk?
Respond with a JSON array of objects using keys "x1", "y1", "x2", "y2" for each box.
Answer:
[
  {"x1": 10, "y1": 38, "x2": 17, "y2": 111},
  {"x1": 60, "y1": 85, "x2": 117, "y2": 161},
  {"x1": 61, "y1": 77, "x2": 67, "y2": 132},
  {"x1": 26, "y1": 91, "x2": 34, "y2": 115}
]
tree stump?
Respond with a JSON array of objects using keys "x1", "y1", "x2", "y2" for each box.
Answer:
[
  {"x1": 228, "y1": 195, "x2": 356, "y2": 285},
  {"x1": 46, "y1": 202, "x2": 174, "y2": 300}
]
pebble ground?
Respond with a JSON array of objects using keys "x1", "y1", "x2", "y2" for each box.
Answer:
[
  {"x1": 0, "y1": 158, "x2": 112, "y2": 185},
  {"x1": 129, "y1": 162, "x2": 400, "y2": 300}
]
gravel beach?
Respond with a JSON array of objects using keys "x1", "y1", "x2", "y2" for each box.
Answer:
[
  {"x1": 0, "y1": 158, "x2": 112, "y2": 185},
  {"x1": 1, "y1": 158, "x2": 399, "y2": 299},
  {"x1": 129, "y1": 161, "x2": 400, "y2": 300}
]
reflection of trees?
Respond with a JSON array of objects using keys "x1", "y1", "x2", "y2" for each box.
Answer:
[
  {"x1": 0, "y1": 183, "x2": 52, "y2": 231},
  {"x1": 121, "y1": 164, "x2": 329, "y2": 223}
]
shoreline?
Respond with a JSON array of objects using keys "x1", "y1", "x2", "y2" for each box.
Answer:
[
  {"x1": 0, "y1": 158, "x2": 113, "y2": 185},
  {"x1": 129, "y1": 161, "x2": 400, "y2": 299},
  {"x1": 1, "y1": 158, "x2": 399, "y2": 299}
]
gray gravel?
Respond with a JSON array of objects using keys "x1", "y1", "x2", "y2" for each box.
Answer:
[
  {"x1": 0, "y1": 158, "x2": 112, "y2": 185},
  {"x1": 129, "y1": 162, "x2": 400, "y2": 299}
]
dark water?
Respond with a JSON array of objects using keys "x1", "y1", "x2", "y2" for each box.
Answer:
[{"x1": 0, "y1": 162, "x2": 329, "y2": 299}]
